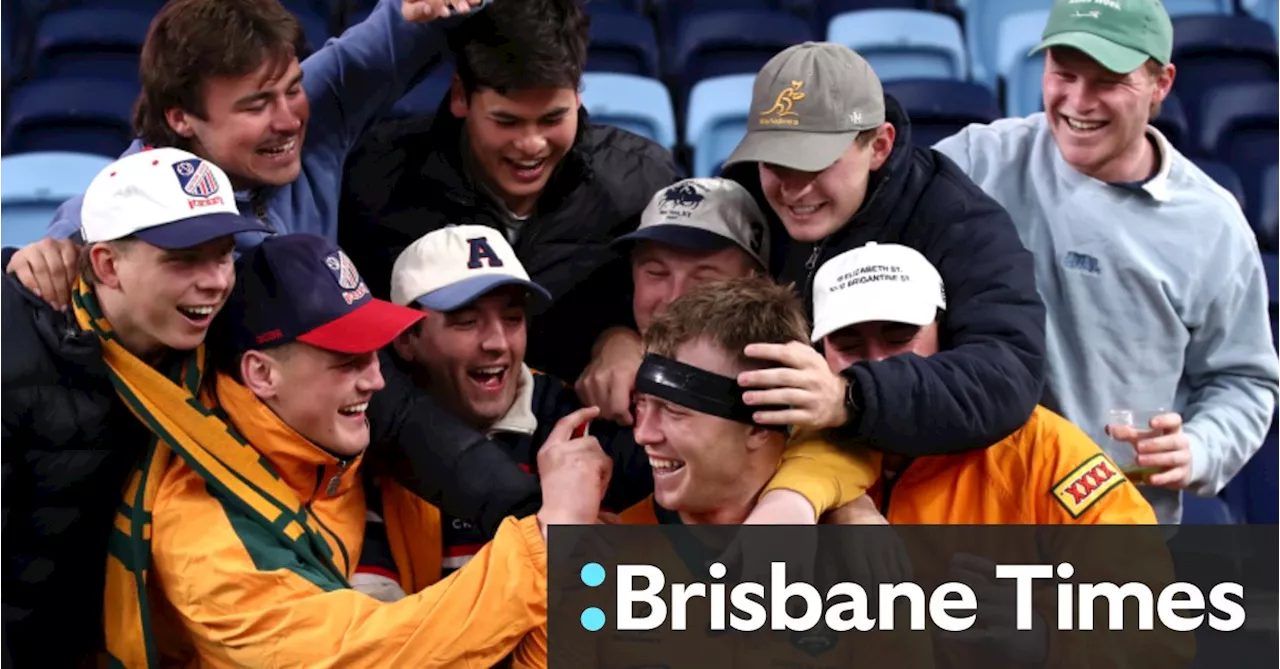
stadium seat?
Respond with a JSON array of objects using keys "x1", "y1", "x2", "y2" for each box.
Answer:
[
  {"x1": 811, "y1": 1, "x2": 938, "y2": 32},
  {"x1": 671, "y1": 10, "x2": 814, "y2": 106},
  {"x1": 1220, "y1": 410, "x2": 1277, "y2": 524},
  {"x1": 580, "y1": 72, "x2": 677, "y2": 151},
  {"x1": 587, "y1": 11, "x2": 661, "y2": 77},
  {"x1": 1150, "y1": 91, "x2": 1188, "y2": 153},
  {"x1": 286, "y1": 4, "x2": 334, "y2": 56},
  {"x1": 32, "y1": 8, "x2": 150, "y2": 81},
  {"x1": 996, "y1": 9, "x2": 1051, "y2": 118},
  {"x1": 1197, "y1": 81, "x2": 1279, "y2": 173},
  {"x1": 826, "y1": 9, "x2": 967, "y2": 81},
  {"x1": 1254, "y1": 164, "x2": 1278, "y2": 252},
  {"x1": 1171, "y1": 15, "x2": 1279, "y2": 134},
  {"x1": 3, "y1": 78, "x2": 137, "y2": 157},
  {"x1": 883, "y1": 79, "x2": 1000, "y2": 147},
  {"x1": 1240, "y1": 0, "x2": 1279, "y2": 38},
  {"x1": 1, "y1": 151, "x2": 111, "y2": 248},
  {"x1": 965, "y1": 0, "x2": 1054, "y2": 90},
  {"x1": 685, "y1": 73, "x2": 755, "y2": 178},
  {"x1": 1160, "y1": 0, "x2": 1234, "y2": 17},
  {"x1": 389, "y1": 68, "x2": 454, "y2": 119},
  {"x1": 1192, "y1": 159, "x2": 1246, "y2": 212},
  {"x1": 1180, "y1": 493, "x2": 1240, "y2": 525},
  {"x1": 657, "y1": 0, "x2": 779, "y2": 49}
]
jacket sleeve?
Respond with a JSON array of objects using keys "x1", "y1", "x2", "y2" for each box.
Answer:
[
  {"x1": 1180, "y1": 247, "x2": 1278, "y2": 497},
  {"x1": 761, "y1": 434, "x2": 880, "y2": 517},
  {"x1": 300, "y1": 0, "x2": 455, "y2": 161},
  {"x1": 368, "y1": 350, "x2": 541, "y2": 536},
  {"x1": 153, "y1": 478, "x2": 549, "y2": 669},
  {"x1": 842, "y1": 164, "x2": 1047, "y2": 457}
]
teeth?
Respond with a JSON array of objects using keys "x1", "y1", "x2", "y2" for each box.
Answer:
[
  {"x1": 178, "y1": 305, "x2": 215, "y2": 316},
  {"x1": 649, "y1": 457, "x2": 685, "y2": 471},
  {"x1": 1066, "y1": 118, "x2": 1104, "y2": 131},
  {"x1": 790, "y1": 205, "x2": 819, "y2": 214},
  {"x1": 338, "y1": 402, "x2": 368, "y2": 415},
  {"x1": 263, "y1": 140, "x2": 296, "y2": 154},
  {"x1": 513, "y1": 159, "x2": 542, "y2": 168}
]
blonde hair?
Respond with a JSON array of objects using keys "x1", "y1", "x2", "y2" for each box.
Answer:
[{"x1": 643, "y1": 276, "x2": 810, "y2": 372}]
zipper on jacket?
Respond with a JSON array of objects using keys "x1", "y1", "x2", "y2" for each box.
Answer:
[
  {"x1": 306, "y1": 461, "x2": 352, "y2": 575},
  {"x1": 804, "y1": 240, "x2": 828, "y2": 300}
]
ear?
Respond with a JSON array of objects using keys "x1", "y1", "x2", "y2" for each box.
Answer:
[
  {"x1": 391, "y1": 330, "x2": 416, "y2": 363},
  {"x1": 743, "y1": 424, "x2": 780, "y2": 454},
  {"x1": 869, "y1": 123, "x2": 896, "y2": 171},
  {"x1": 89, "y1": 243, "x2": 124, "y2": 289},
  {"x1": 239, "y1": 350, "x2": 282, "y2": 400},
  {"x1": 1152, "y1": 62, "x2": 1176, "y2": 104},
  {"x1": 449, "y1": 75, "x2": 469, "y2": 119},
  {"x1": 164, "y1": 106, "x2": 196, "y2": 139}
]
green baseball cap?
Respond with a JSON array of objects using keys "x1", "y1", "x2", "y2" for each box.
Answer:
[
  {"x1": 723, "y1": 42, "x2": 885, "y2": 173},
  {"x1": 1030, "y1": 0, "x2": 1173, "y2": 74}
]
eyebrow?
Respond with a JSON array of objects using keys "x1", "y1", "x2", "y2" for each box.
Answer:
[{"x1": 490, "y1": 106, "x2": 572, "y2": 123}]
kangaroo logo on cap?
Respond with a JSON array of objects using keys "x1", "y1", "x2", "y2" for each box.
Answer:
[
  {"x1": 760, "y1": 80, "x2": 805, "y2": 127},
  {"x1": 172, "y1": 159, "x2": 220, "y2": 198},
  {"x1": 467, "y1": 237, "x2": 504, "y2": 269}
]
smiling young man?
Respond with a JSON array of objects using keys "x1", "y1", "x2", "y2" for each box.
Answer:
[
  {"x1": 340, "y1": 0, "x2": 678, "y2": 382},
  {"x1": 8, "y1": 0, "x2": 479, "y2": 309},
  {"x1": 934, "y1": 0, "x2": 1277, "y2": 524},
  {"x1": 353, "y1": 225, "x2": 647, "y2": 590},
  {"x1": 2, "y1": 149, "x2": 263, "y2": 667},
  {"x1": 133, "y1": 233, "x2": 608, "y2": 667}
]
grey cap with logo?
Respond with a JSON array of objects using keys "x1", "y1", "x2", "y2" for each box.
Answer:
[{"x1": 723, "y1": 42, "x2": 886, "y2": 173}]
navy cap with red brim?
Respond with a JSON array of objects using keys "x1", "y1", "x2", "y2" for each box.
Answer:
[{"x1": 296, "y1": 299, "x2": 425, "y2": 355}]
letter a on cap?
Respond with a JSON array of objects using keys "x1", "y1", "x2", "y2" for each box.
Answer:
[{"x1": 467, "y1": 237, "x2": 504, "y2": 269}]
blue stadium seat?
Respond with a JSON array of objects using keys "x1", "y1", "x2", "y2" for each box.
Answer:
[
  {"x1": 32, "y1": 8, "x2": 150, "y2": 81},
  {"x1": 287, "y1": 5, "x2": 334, "y2": 56},
  {"x1": 1192, "y1": 159, "x2": 1246, "y2": 212},
  {"x1": 1240, "y1": 0, "x2": 1279, "y2": 38},
  {"x1": 1151, "y1": 91, "x2": 1188, "y2": 153},
  {"x1": 587, "y1": 11, "x2": 660, "y2": 77},
  {"x1": 1160, "y1": 0, "x2": 1234, "y2": 17},
  {"x1": 3, "y1": 78, "x2": 137, "y2": 157},
  {"x1": 389, "y1": 68, "x2": 454, "y2": 119},
  {"x1": 996, "y1": 9, "x2": 1051, "y2": 118},
  {"x1": 1221, "y1": 410, "x2": 1277, "y2": 524},
  {"x1": 811, "y1": 1, "x2": 939, "y2": 35},
  {"x1": 657, "y1": 0, "x2": 779, "y2": 48},
  {"x1": 883, "y1": 79, "x2": 1000, "y2": 147},
  {"x1": 580, "y1": 72, "x2": 677, "y2": 151},
  {"x1": 1180, "y1": 493, "x2": 1241, "y2": 525},
  {"x1": 672, "y1": 10, "x2": 814, "y2": 107},
  {"x1": 1197, "y1": 81, "x2": 1279, "y2": 173},
  {"x1": 826, "y1": 9, "x2": 967, "y2": 81},
  {"x1": 1254, "y1": 164, "x2": 1278, "y2": 252},
  {"x1": 0, "y1": 151, "x2": 111, "y2": 248},
  {"x1": 1172, "y1": 15, "x2": 1278, "y2": 135},
  {"x1": 965, "y1": 0, "x2": 1054, "y2": 90},
  {"x1": 685, "y1": 74, "x2": 755, "y2": 178}
]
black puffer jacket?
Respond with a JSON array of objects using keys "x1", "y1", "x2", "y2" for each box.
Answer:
[
  {"x1": 1, "y1": 249, "x2": 147, "y2": 668},
  {"x1": 726, "y1": 96, "x2": 1048, "y2": 457},
  {"x1": 339, "y1": 100, "x2": 679, "y2": 381}
]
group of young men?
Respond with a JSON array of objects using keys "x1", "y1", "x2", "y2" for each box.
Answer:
[{"x1": 2, "y1": 0, "x2": 1275, "y2": 666}]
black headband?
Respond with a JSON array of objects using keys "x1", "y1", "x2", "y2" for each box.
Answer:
[{"x1": 634, "y1": 354, "x2": 788, "y2": 433}]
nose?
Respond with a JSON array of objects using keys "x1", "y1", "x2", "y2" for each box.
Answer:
[
  {"x1": 356, "y1": 354, "x2": 385, "y2": 393},
  {"x1": 863, "y1": 340, "x2": 891, "y2": 363},
  {"x1": 513, "y1": 130, "x2": 547, "y2": 157},
  {"x1": 632, "y1": 402, "x2": 662, "y2": 447},
  {"x1": 478, "y1": 318, "x2": 511, "y2": 354},
  {"x1": 774, "y1": 169, "x2": 815, "y2": 200},
  {"x1": 195, "y1": 258, "x2": 232, "y2": 294},
  {"x1": 271, "y1": 98, "x2": 303, "y2": 134}
]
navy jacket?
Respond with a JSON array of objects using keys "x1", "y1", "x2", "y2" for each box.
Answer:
[{"x1": 726, "y1": 96, "x2": 1048, "y2": 457}]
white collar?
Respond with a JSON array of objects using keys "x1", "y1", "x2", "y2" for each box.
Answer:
[
  {"x1": 486, "y1": 364, "x2": 538, "y2": 437},
  {"x1": 1140, "y1": 125, "x2": 1174, "y2": 203}
]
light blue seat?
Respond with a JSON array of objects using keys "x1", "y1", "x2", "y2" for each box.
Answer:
[
  {"x1": 1, "y1": 151, "x2": 110, "y2": 248},
  {"x1": 1241, "y1": 0, "x2": 1279, "y2": 38},
  {"x1": 965, "y1": 0, "x2": 1054, "y2": 90},
  {"x1": 997, "y1": 9, "x2": 1052, "y2": 118},
  {"x1": 580, "y1": 72, "x2": 677, "y2": 151},
  {"x1": 827, "y1": 9, "x2": 967, "y2": 81},
  {"x1": 1161, "y1": 0, "x2": 1234, "y2": 17},
  {"x1": 685, "y1": 74, "x2": 756, "y2": 178}
]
